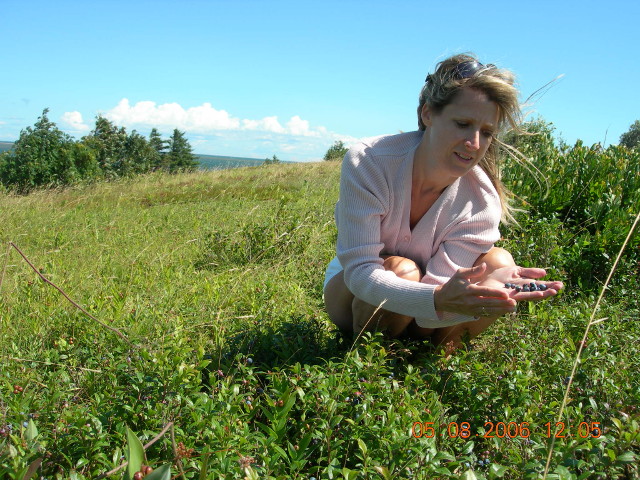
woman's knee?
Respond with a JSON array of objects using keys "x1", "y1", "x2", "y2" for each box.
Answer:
[
  {"x1": 474, "y1": 247, "x2": 515, "y2": 272},
  {"x1": 323, "y1": 271, "x2": 354, "y2": 331},
  {"x1": 382, "y1": 256, "x2": 422, "y2": 282}
]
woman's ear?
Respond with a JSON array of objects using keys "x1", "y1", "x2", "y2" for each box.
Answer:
[{"x1": 420, "y1": 103, "x2": 433, "y2": 128}]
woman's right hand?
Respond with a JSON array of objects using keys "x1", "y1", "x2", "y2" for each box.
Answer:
[{"x1": 433, "y1": 263, "x2": 517, "y2": 318}]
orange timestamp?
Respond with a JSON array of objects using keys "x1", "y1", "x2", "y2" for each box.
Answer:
[{"x1": 411, "y1": 421, "x2": 603, "y2": 439}]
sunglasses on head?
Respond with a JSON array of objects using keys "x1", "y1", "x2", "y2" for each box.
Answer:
[{"x1": 425, "y1": 60, "x2": 488, "y2": 83}]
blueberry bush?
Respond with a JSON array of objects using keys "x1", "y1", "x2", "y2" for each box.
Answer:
[{"x1": 0, "y1": 137, "x2": 638, "y2": 478}]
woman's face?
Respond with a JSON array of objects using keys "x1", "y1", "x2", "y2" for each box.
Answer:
[{"x1": 420, "y1": 87, "x2": 499, "y2": 182}]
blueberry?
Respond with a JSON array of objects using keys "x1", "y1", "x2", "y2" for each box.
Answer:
[
  {"x1": 539, "y1": 284, "x2": 548, "y2": 291},
  {"x1": 246, "y1": 358, "x2": 253, "y2": 365},
  {"x1": 515, "y1": 286, "x2": 522, "y2": 292},
  {"x1": 504, "y1": 283, "x2": 511, "y2": 288},
  {"x1": 529, "y1": 282, "x2": 536, "y2": 289},
  {"x1": 523, "y1": 286, "x2": 530, "y2": 292}
]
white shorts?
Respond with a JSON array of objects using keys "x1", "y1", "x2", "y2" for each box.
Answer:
[{"x1": 323, "y1": 256, "x2": 343, "y2": 292}]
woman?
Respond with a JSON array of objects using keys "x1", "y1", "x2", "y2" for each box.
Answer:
[{"x1": 323, "y1": 53, "x2": 563, "y2": 352}]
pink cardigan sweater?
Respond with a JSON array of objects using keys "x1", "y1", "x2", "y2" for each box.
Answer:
[{"x1": 334, "y1": 130, "x2": 502, "y2": 328}]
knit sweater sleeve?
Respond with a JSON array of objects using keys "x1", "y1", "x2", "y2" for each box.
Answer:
[{"x1": 336, "y1": 144, "x2": 444, "y2": 324}]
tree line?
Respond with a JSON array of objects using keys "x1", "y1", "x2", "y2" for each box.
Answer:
[
  {"x1": 0, "y1": 109, "x2": 198, "y2": 193},
  {"x1": 3, "y1": 109, "x2": 638, "y2": 194}
]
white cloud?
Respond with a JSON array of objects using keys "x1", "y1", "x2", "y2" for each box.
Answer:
[
  {"x1": 286, "y1": 116, "x2": 317, "y2": 137},
  {"x1": 60, "y1": 111, "x2": 90, "y2": 132},
  {"x1": 97, "y1": 99, "x2": 337, "y2": 139},
  {"x1": 242, "y1": 116, "x2": 286, "y2": 134},
  {"x1": 62, "y1": 99, "x2": 363, "y2": 161},
  {"x1": 105, "y1": 99, "x2": 241, "y2": 133}
]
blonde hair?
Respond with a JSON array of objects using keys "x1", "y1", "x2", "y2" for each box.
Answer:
[{"x1": 417, "y1": 53, "x2": 525, "y2": 224}]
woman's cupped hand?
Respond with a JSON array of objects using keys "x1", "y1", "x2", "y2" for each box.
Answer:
[{"x1": 434, "y1": 263, "x2": 563, "y2": 318}]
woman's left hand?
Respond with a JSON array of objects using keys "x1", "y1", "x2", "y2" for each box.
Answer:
[{"x1": 479, "y1": 266, "x2": 563, "y2": 301}]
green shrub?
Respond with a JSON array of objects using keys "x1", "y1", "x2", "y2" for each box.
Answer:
[
  {"x1": 503, "y1": 137, "x2": 639, "y2": 293},
  {"x1": 0, "y1": 109, "x2": 90, "y2": 192},
  {"x1": 323, "y1": 140, "x2": 348, "y2": 161}
]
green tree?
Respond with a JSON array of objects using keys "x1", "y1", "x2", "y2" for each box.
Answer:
[
  {"x1": 619, "y1": 120, "x2": 640, "y2": 149},
  {"x1": 0, "y1": 108, "x2": 97, "y2": 192},
  {"x1": 323, "y1": 140, "x2": 348, "y2": 161},
  {"x1": 149, "y1": 128, "x2": 169, "y2": 170},
  {"x1": 125, "y1": 130, "x2": 160, "y2": 174},
  {"x1": 82, "y1": 117, "x2": 158, "y2": 176},
  {"x1": 263, "y1": 154, "x2": 281, "y2": 165},
  {"x1": 66, "y1": 141, "x2": 100, "y2": 180},
  {"x1": 501, "y1": 118, "x2": 559, "y2": 154},
  {"x1": 167, "y1": 129, "x2": 197, "y2": 172},
  {"x1": 82, "y1": 116, "x2": 129, "y2": 176}
]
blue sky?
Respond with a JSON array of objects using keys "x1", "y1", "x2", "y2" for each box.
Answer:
[{"x1": 1, "y1": 0, "x2": 638, "y2": 161}]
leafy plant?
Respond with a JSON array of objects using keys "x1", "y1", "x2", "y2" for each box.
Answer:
[
  {"x1": 323, "y1": 140, "x2": 348, "y2": 161},
  {"x1": 0, "y1": 150, "x2": 638, "y2": 478}
]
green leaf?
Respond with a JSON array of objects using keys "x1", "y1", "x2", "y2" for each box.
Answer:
[
  {"x1": 462, "y1": 440, "x2": 475, "y2": 454},
  {"x1": 330, "y1": 415, "x2": 344, "y2": 428},
  {"x1": 553, "y1": 465, "x2": 572, "y2": 479},
  {"x1": 374, "y1": 466, "x2": 391, "y2": 480},
  {"x1": 112, "y1": 447, "x2": 122, "y2": 466},
  {"x1": 125, "y1": 427, "x2": 145, "y2": 480},
  {"x1": 611, "y1": 417, "x2": 623, "y2": 431},
  {"x1": 617, "y1": 451, "x2": 636, "y2": 463},
  {"x1": 297, "y1": 431, "x2": 313, "y2": 453},
  {"x1": 341, "y1": 467, "x2": 358, "y2": 480},
  {"x1": 25, "y1": 419, "x2": 38, "y2": 441},
  {"x1": 271, "y1": 444, "x2": 288, "y2": 461},
  {"x1": 282, "y1": 394, "x2": 296, "y2": 418},
  {"x1": 357, "y1": 438, "x2": 367, "y2": 456},
  {"x1": 145, "y1": 464, "x2": 172, "y2": 480},
  {"x1": 489, "y1": 463, "x2": 509, "y2": 477},
  {"x1": 461, "y1": 469, "x2": 478, "y2": 480}
]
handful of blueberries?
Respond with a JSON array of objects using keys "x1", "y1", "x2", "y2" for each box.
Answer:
[{"x1": 504, "y1": 282, "x2": 548, "y2": 293}]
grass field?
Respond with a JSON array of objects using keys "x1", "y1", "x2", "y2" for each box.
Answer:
[{"x1": 0, "y1": 148, "x2": 639, "y2": 479}]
